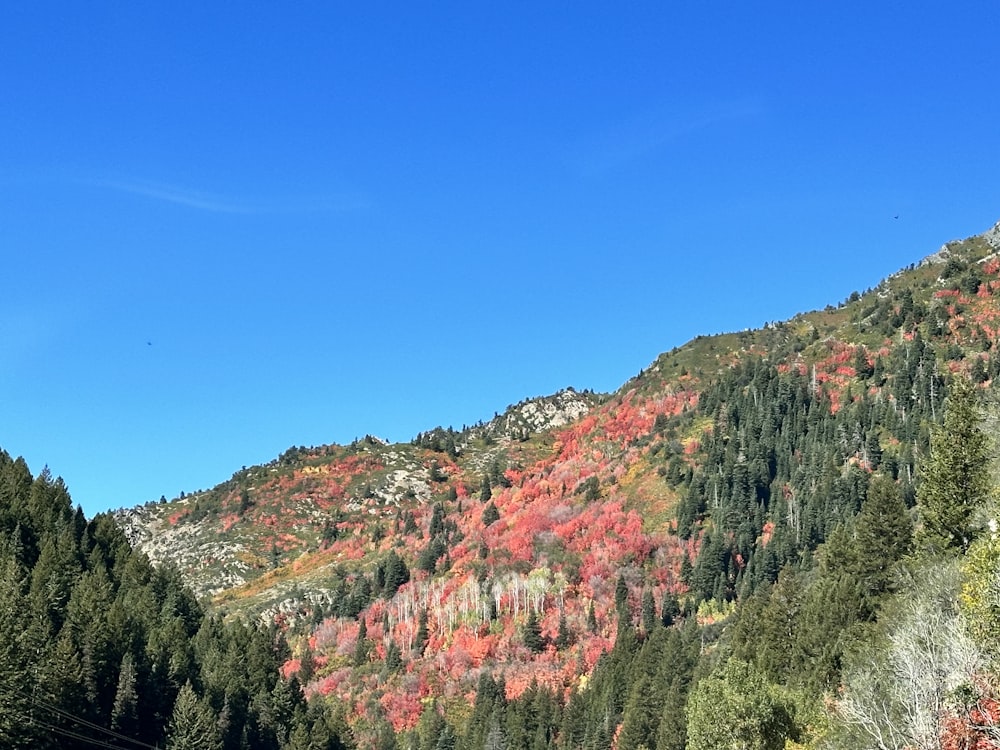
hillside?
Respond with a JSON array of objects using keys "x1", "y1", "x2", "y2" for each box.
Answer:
[
  {"x1": 0, "y1": 454, "x2": 349, "y2": 749},
  {"x1": 115, "y1": 219, "x2": 1000, "y2": 748}
]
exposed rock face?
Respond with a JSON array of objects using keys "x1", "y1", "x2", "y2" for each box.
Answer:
[
  {"x1": 924, "y1": 220, "x2": 1000, "y2": 265},
  {"x1": 514, "y1": 390, "x2": 593, "y2": 431},
  {"x1": 481, "y1": 388, "x2": 596, "y2": 439},
  {"x1": 113, "y1": 387, "x2": 601, "y2": 609},
  {"x1": 115, "y1": 503, "x2": 253, "y2": 597},
  {"x1": 983, "y1": 220, "x2": 1000, "y2": 251}
]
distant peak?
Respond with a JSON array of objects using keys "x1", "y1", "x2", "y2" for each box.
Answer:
[{"x1": 983, "y1": 219, "x2": 1000, "y2": 251}]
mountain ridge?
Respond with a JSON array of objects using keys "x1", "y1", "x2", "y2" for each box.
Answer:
[{"x1": 114, "y1": 218, "x2": 1000, "y2": 743}]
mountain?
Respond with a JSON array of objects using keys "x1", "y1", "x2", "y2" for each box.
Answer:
[{"x1": 113, "y1": 219, "x2": 1000, "y2": 747}]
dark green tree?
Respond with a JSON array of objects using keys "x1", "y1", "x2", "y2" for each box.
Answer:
[
  {"x1": 0, "y1": 552, "x2": 34, "y2": 748},
  {"x1": 555, "y1": 611, "x2": 572, "y2": 650},
  {"x1": 641, "y1": 589, "x2": 657, "y2": 634},
  {"x1": 353, "y1": 619, "x2": 370, "y2": 666},
  {"x1": 299, "y1": 641, "x2": 316, "y2": 684},
  {"x1": 167, "y1": 682, "x2": 223, "y2": 750},
  {"x1": 614, "y1": 574, "x2": 629, "y2": 616},
  {"x1": 110, "y1": 652, "x2": 140, "y2": 738},
  {"x1": 523, "y1": 611, "x2": 545, "y2": 653},
  {"x1": 917, "y1": 376, "x2": 990, "y2": 554},
  {"x1": 660, "y1": 591, "x2": 680, "y2": 627},
  {"x1": 854, "y1": 475, "x2": 912, "y2": 597},
  {"x1": 617, "y1": 628, "x2": 671, "y2": 750},
  {"x1": 481, "y1": 502, "x2": 500, "y2": 527},
  {"x1": 381, "y1": 551, "x2": 410, "y2": 597}
]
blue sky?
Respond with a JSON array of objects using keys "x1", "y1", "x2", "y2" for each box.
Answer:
[{"x1": 2, "y1": 3, "x2": 999, "y2": 516}]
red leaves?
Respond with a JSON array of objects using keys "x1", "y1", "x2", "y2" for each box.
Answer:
[
  {"x1": 289, "y1": 389, "x2": 703, "y2": 735},
  {"x1": 380, "y1": 684, "x2": 426, "y2": 731},
  {"x1": 935, "y1": 288, "x2": 963, "y2": 299}
]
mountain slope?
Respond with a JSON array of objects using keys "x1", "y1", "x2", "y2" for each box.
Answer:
[{"x1": 117, "y1": 220, "x2": 1000, "y2": 743}]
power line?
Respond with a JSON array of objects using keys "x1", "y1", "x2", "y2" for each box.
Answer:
[
  {"x1": 28, "y1": 716, "x2": 151, "y2": 750},
  {"x1": 17, "y1": 688, "x2": 161, "y2": 750}
]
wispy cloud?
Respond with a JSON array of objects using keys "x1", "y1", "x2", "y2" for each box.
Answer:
[
  {"x1": 570, "y1": 99, "x2": 764, "y2": 175},
  {"x1": 87, "y1": 177, "x2": 368, "y2": 214}
]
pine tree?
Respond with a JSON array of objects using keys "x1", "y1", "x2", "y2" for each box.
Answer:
[
  {"x1": 416, "y1": 703, "x2": 447, "y2": 750},
  {"x1": 435, "y1": 723, "x2": 456, "y2": 750},
  {"x1": 523, "y1": 610, "x2": 545, "y2": 653},
  {"x1": 654, "y1": 681, "x2": 689, "y2": 750},
  {"x1": 481, "y1": 502, "x2": 500, "y2": 527},
  {"x1": 917, "y1": 376, "x2": 990, "y2": 554},
  {"x1": 299, "y1": 641, "x2": 316, "y2": 683},
  {"x1": 641, "y1": 589, "x2": 658, "y2": 634},
  {"x1": 0, "y1": 552, "x2": 34, "y2": 749},
  {"x1": 354, "y1": 618, "x2": 369, "y2": 666},
  {"x1": 110, "y1": 652, "x2": 140, "y2": 737},
  {"x1": 617, "y1": 628, "x2": 671, "y2": 750},
  {"x1": 614, "y1": 574, "x2": 629, "y2": 615},
  {"x1": 854, "y1": 475, "x2": 912, "y2": 597},
  {"x1": 285, "y1": 721, "x2": 315, "y2": 750},
  {"x1": 660, "y1": 591, "x2": 680, "y2": 627},
  {"x1": 555, "y1": 611, "x2": 572, "y2": 649},
  {"x1": 167, "y1": 682, "x2": 223, "y2": 750},
  {"x1": 382, "y1": 550, "x2": 410, "y2": 597}
]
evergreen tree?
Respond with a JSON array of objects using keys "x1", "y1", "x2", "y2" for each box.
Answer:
[
  {"x1": 0, "y1": 552, "x2": 34, "y2": 748},
  {"x1": 285, "y1": 721, "x2": 316, "y2": 750},
  {"x1": 660, "y1": 591, "x2": 680, "y2": 628},
  {"x1": 435, "y1": 724, "x2": 456, "y2": 750},
  {"x1": 654, "y1": 681, "x2": 689, "y2": 750},
  {"x1": 482, "y1": 502, "x2": 500, "y2": 527},
  {"x1": 299, "y1": 641, "x2": 316, "y2": 684},
  {"x1": 110, "y1": 652, "x2": 140, "y2": 738},
  {"x1": 382, "y1": 550, "x2": 410, "y2": 597},
  {"x1": 854, "y1": 475, "x2": 912, "y2": 597},
  {"x1": 614, "y1": 574, "x2": 629, "y2": 615},
  {"x1": 416, "y1": 703, "x2": 447, "y2": 750},
  {"x1": 641, "y1": 589, "x2": 657, "y2": 634},
  {"x1": 917, "y1": 376, "x2": 990, "y2": 554},
  {"x1": 383, "y1": 641, "x2": 403, "y2": 675},
  {"x1": 617, "y1": 628, "x2": 669, "y2": 750},
  {"x1": 167, "y1": 682, "x2": 223, "y2": 750},
  {"x1": 558, "y1": 692, "x2": 587, "y2": 750},
  {"x1": 554, "y1": 611, "x2": 572, "y2": 650},
  {"x1": 523, "y1": 610, "x2": 545, "y2": 653},
  {"x1": 353, "y1": 619, "x2": 369, "y2": 666},
  {"x1": 414, "y1": 609, "x2": 429, "y2": 656}
]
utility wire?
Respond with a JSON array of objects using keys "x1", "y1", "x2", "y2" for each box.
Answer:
[
  {"x1": 28, "y1": 716, "x2": 148, "y2": 750},
  {"x1": 18, "y1": 688, "x2": 161, "y2": 750}
]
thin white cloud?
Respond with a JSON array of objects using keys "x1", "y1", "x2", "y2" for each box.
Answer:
[
  {"x1": 88, "y1": 177, "x2": 368, "y2": 214},
  {"x1": 570, "y1": 99, "x2": 764, "y2": 175}
]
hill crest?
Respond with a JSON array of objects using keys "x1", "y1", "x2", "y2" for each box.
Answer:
[{"x1": 116, "y1": 218, "x2": 1000, "y2": 739}]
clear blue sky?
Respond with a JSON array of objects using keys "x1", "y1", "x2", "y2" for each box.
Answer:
[{"x1": 2, "y1": 3, "x2": 999, "y2": 516}]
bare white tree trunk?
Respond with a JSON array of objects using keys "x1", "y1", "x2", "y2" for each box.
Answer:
[{"x1": 837, "y1": 564, "x2": 982, "y2": 750}]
